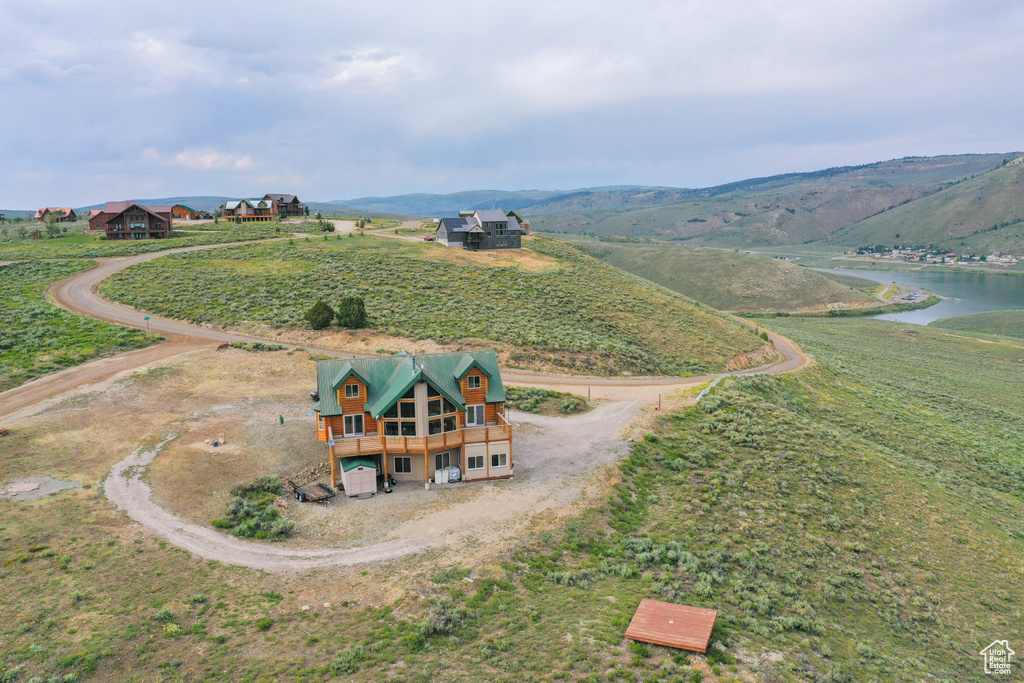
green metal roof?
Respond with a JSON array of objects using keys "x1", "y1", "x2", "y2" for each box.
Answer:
[
  {"x1": 315, "y1": 351, "x2": 505, "y2": 418},
  {"x1": 340, "y1": 457, "x2": 377, "y2": 472}
]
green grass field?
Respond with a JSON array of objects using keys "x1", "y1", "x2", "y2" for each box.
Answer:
[
  {"x1": 555, "y1": 235, "x2": 874, "y2": 312},
  {"x1": 3, "y1": 316, "x2": 1020, "y2": 681},
  {"x1": 99, "y1": 235, "x2": 766, "y2": 376},
  {"x1": 929, "y1": 309, "x2": 1024, "y2": 339},
  {"x1": 0, "y1": 260, "x2": 156, "y2": 392},
  {"x1": 0, "y1": 225, "x2": 283, "y2": 260}
]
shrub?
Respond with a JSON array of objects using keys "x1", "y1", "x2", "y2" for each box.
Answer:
[
  {"x1": 255, "y1": 618, "x2": 273, "y2": 631},
  {"x1": 336, "y1": 295, "x2": 367, "y2": 329},
  {"x1": 304, "y1": 299, "x2": 335, "y2": 329}
]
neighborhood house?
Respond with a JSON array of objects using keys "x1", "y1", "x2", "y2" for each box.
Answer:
[
  {"x1": 313, "y1": 351, "x2": 513, "y2": 495},
  {"x1": 171, "y1": 204, "x2": 200, "y2": 220},
  {"x1": 221, "y1": 198, "x2": 277, "y2": 222},
  {"x1": 263, "y1": 193, "x2": 306, "y2": 217},
  {"x1": 88, "y1": 201, "x2": 173, "y2": 239},
  {"x1": 435, "y1": 209, "x2": 523, "y2": 250},
  {"x1": 34, "y1": 207, "x2": 77, "y2": 223}
]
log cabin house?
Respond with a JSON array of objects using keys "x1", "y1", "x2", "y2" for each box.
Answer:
[
  {"x1": 34, "y1": 207, "x2": 77, "y2": 223},
  {"x1": 88, "y1": 201, "x2": 172, "y2": 239},
  {"x1": 314, "y1": 351, "x2": 513, "y2": 492},
  {"x1": 263, "y1": 193, "x2": 306, "y2": 217},
  {"x1": 171, "y1": 204, "x2": 200, "y2": 221},
  {"x1": 221, "y1": 198, "x2": 277, "y2": 222}
]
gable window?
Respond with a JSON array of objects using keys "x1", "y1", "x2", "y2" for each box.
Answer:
[
  {"x1": 491, "y1": 452, "x2": 507, "y2": 468},
  {"x1": 467, "y1": 455, "x2": 485, "y2": 470},
  {"x1": 344, "y1": 414, "x2": 364, "y2": 436},
  {"x1": 345, "y1": 384, "x2": 360, "y2": 398},
  {"x1": 466, "y1": 405, "x2": 485, "y2": 426},
  {"x1": 467, "y1": 375, "x2": 481, "y2": 390},
  {"x1": 394, "y1": 456, "x2": 412, "y2": 474}
]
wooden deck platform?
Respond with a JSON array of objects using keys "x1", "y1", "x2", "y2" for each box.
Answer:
[{"x1": 624, "y1": 599, "x2": 718, "y2": 653}]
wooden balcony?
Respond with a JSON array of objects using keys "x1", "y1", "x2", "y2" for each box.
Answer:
[{"x1": 329, "y1": 418, "x2": 512, "y2": 458}]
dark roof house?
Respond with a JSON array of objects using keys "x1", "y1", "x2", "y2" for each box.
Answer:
[
  {"x1": 89, "y1": 202, "x2": 172, "y2": 239},
  {"x1": 435, "y1": 209, "x2": 522, "y2": 250},
  {"x1": 263, "y1": 194, "x2": 306, "y2": 217}
]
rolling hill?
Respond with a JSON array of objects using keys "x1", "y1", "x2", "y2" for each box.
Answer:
[
  {"x1": 828, "y1": 156, "x2": 1024, "y2": 252},
  {"x1": 929, "y1": 309, "x2": 1024, "y2": 339},
  {"x1": 556, "y1": 235, "x2": 876, "y2": 312},
  {"x1": 528, "y1": 154, "x2": 1014, "y2": 245}
]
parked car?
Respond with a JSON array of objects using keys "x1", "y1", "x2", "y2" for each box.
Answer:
[
  {"x1": 423, "y1": 236, "x2": 435, "y2": 241},
  {"x1": 310, "y1": 388, "x2": 319, "y2": 401}
]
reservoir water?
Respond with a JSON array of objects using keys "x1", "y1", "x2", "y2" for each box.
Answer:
[{"x1": 812, "y1": 268, "x2": 1024, "y2": 325}]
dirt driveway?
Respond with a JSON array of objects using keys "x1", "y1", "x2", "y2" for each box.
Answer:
[{"x1": 104, "y1": 401, "x2": 642, "y2": 571}]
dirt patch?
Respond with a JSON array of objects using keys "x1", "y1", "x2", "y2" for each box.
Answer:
[
  {"x1": 724, "y1": 342, "x2": 779, "y2": 370},
  {"x1": 1, "y1": 476, "x2": 80, "y2": 501}
]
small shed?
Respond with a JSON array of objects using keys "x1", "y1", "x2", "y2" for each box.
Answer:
[
  {"x1": 625, "y1": 599, "x2": 718, "y2": 653},
  {"x1": 338, "y1": 457, "x2": 377, "y2": 497}
]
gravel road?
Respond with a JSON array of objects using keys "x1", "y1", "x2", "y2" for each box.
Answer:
[{"x1": 104, "y1": 402, "x2": 640, "y2": 571}]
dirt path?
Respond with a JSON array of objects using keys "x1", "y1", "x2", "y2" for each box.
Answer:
[{"x1": 104, "y1": 402, "x2": 640, "y2": 571}]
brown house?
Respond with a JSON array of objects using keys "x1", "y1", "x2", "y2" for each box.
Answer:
[
  {"x1": 171, "y1": 204, "x2": 200, "y2": 221},
  {"x1": 34, "y1": 207, "x2": 77, "y2": 223},
  {"x1": 314, "y1": 351, "x2": 512, "y2": 493},
  {"x1": 221, "y1": 198, "x2": 277, "y2": 222},
  {"x1": 89, "y1": 202, "x2": 172, "y2": 239},
  {"x1": 263, "y1": 194, "x2": 305, "y2": 217}
]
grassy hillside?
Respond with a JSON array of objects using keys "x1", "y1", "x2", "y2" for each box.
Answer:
[
  {"x1": 831, "y1": 156, "x2": 1024, "y2": 252},
  {"x1": 555, "y1": 235, "x2": 874, "y2": 312},
  {"x1": 0, "y1": 260, "x2": 155, "y2": 392},
  {"x1": 3, "y1": 317, "x2": 1021, "y2": 681},
  {"x1": 100, "y1": 235, "x2": 767, "y2": 376},
  {"x1": 929, "y1": 309, "x2": 1024, "y2": 339},
  {"x1": 528, "y1": 154, "x2": 1013, "y2": 245}
]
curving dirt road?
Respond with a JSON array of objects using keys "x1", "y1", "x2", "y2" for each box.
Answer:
[
  {"x1": 0, "y1": 232, "x2": 814, "y2": 571},
  {"x1": 104, "y1": 402, "x2": 640, "y2": 570}
]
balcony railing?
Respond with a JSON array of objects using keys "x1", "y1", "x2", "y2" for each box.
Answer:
[{"x1": 329, "y1": 416, "x2": 511, "y2": 458}]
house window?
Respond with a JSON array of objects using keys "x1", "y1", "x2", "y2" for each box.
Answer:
[
  {"x1": 467, "y1": 375, "x2": 481, "y2": 390},
  {"x1": 394, "y1": 457, "x2": 412, "y2": 474},
  {"x1": 344, "y1": 414, "x2": 364, "y2": 436},
  {"x1": 466, "y1": 405, "x2": 485, "y2": 426},
  {"x1": 467, "y1": 455, "x2": 484, "y2": 470},
  {"x1": 429, "y1": 418, "x2": 443, "y2": 435},
  {"x1": 435, "y1": 451, "x2": 451, "y2": 470},
  {"x1": 317, "y1": 414, "x2": 324, "y2": 430},
  {"x1": 345, "y1": 384, "x2": 360, "y2": 398},
  {"x1": 491, "y1": 452, "x2": 508, "y2": 468}
]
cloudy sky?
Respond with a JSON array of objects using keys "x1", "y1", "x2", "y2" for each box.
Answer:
[{"x1": 2, "y1": 0, "x2": 1022, "y2": 208}]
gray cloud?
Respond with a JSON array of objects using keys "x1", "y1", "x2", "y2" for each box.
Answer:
[{"x1": 1, "y1": 0, "x2": 1022, "y2": 207}]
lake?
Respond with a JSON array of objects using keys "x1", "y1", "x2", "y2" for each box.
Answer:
[{"x1": 813, "y1": 268, "x2": 1024, "y2": 324}]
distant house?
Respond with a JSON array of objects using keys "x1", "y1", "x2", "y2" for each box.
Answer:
[
  {"x1": 435, "y1": 209, "x2": 523, "y2": 250},
  {"x1": 221, "y1": 198, "x2": 277, "y2": 222},
  {"x1": 89, "y1": 202, "x2": 172, "y2": 240},
  {"x1": 34, "y1": 207, "x2": 77, "y2": 223},
  {"x1": 314, "y1": 350, "x2": 513, "y2": 491},
  {"x1": 171, "y1": 204, "x2": 200, "y2": 221},
  {"x1": 263, "y1": 194, "x2": 305, "y2": 217}
]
